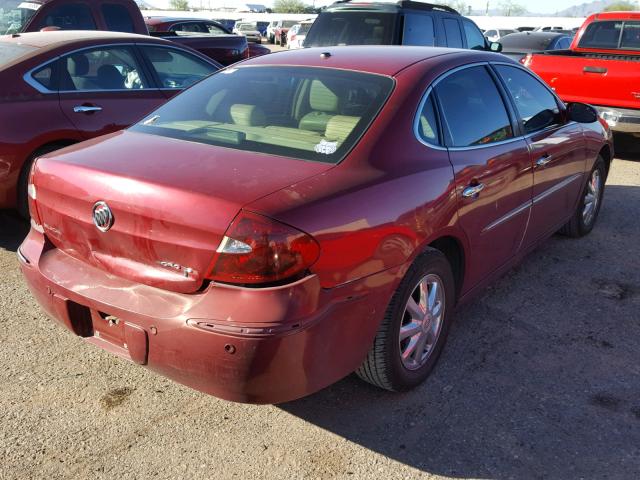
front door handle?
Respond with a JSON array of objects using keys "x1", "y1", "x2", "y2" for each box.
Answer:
[
  {"x1": 583, "y1": 66, "x2": 607, "y2": 74},
  {"x1": 462, "y1": 183, "x2": 485, "y2": 198},
  {"x1": 536, "y1": 154, "x2": 553, "y2": 168},
  {"x1": 73, "y1": 105, "x2": 103, "y2": 114}
]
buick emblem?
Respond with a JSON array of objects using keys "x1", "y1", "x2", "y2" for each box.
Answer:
[{"x1": 92, "y1": 201, "x2": 114, "y2": 232}]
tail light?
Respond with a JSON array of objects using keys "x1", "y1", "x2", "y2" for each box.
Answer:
[
  {"x1": 521, "y1": 54, "x2": 533, "y2": 67},
  {"x1": 27, "y1": 159, "x2": 43, "y2": 227},
  {"x1": 207, "y1": 211, "x2": 320, "y2": 285}
]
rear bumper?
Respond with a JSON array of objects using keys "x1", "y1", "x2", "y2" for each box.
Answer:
[
  {"x1": 18, "y1": 228, "x2": 400, "y2": 404},
  {"x1": 596, "y1": 106, "x2": 640, "y2": 134}
]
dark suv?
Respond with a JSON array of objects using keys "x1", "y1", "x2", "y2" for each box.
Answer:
[{"x1": 305, "y1": 0, "x2": 498, "y2": 51}]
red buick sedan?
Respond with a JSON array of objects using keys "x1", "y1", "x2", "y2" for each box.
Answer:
[
  {"x1": 0, "y1": 31, "x2": 219, "y2": 216},
  {"x1": 19, "y1": 46, "x2": 613, "y2": 404}
]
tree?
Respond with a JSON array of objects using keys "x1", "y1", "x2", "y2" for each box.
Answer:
[
  {"x1": 273, "y1": 0, "x2": 308, "y2": 13},
  {"x1": 603, "y1": 1, "x2": 638, "y2": 11},
  {"x1": 442, "y1": 0, "x2": 468, "y2": 13},
  {"x1": 499, "y1": 0, "x2": 526, "y2": 15},
  {"x1": 169, "y1": 0, "x2": 189, "y2": 10}
]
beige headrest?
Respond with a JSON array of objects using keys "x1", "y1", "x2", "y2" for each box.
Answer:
[
  {"x1": 325, "y1": 115, "x2": 360, "y2": 142},
  {"x1": 230, "y1": 104, "x2": 266, "y2": 126}
]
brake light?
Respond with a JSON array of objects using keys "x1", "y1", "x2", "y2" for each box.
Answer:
[
  {"x1": 521, "y1": 54, "x2": 533, "y2": 67},
  {"x1": 208, "y1": 211, "x2": 320, "y2": 285},
  {"x1": 27, "y1": 159, "x2": 43, "y2": 226}
]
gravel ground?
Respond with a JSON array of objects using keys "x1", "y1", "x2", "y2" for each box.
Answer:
[{"x1": 0, "y1": 152, "x2": 639, "y2": 480}]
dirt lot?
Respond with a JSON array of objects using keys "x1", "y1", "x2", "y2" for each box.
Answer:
[{"x1": 0, "y1": 151, "x2": 639, "y2": 479}]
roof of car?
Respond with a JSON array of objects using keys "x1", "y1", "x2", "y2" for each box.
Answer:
[
  {"x1": 325, "y1": 0, "x2": 459, "y2": 14},
  {"x1": 242, "y1": 46, "x2": 485, "y2": 76},
  {"x1": 0, "y1": 31, "x2": 170, "y2": 51},
  {"x1": 145, "y1": 17, "x2": 220, "y2": 25}
]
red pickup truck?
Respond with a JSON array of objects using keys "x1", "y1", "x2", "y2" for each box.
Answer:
[
  {"x1": 525, "y1": 11, "x2": 640, "y2": 136},
  {"x1": 0, "y1": 0, "x2": 249, "y2": 64}
]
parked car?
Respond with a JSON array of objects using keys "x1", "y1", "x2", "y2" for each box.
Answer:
[
  {"x1": 233, "y1": 22, "x2": 262, "y2": 43},
  {"x1": 144, "y1": 16, "x2": 250, "y2": 64},
  {"x1": 0, "y1": 30, "x2": 220, "y2": 216},
  {"x1": 274, "y1": 19, "x2": 298, "y2": 46},
  {"x1": 525, "y1": 11, "x2": 640, "y2": 136},
  {"x1": 19, "y1": 46, "x2": 612, "y2": 404},
  {"x1": 483, "y1": 28, "x2": 517, "y2": 42},
  {"x1": 304, "y1": 0, "x2": 498, "y2": 51},
  {"x1": 212, "y1": 18, "x2": 236, "y2": 32},
  {"x1": 287, "y1": 20, "x2": 313, "y2": 49},
  {"x1": 500, "y1": 31, "x2": 573, "y2": 64},
  {"x1": 0, "y1": 0, "x2": 249, "y2": 65}
]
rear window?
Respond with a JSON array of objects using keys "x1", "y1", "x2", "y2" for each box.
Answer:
[
  {"x1": 304, "y1": 11, "x2": 397, "y2": 47},
  {"x1": 0, "y1": 42, "x2": 37, "y2": 66},
  {"x1": 500, "y1": 34, "x2": 556, "y2": 51},
  {"x1": 101, "y1": 4, "x2": 135, "y2": 33},
  {"x1": 131, "y1": 66, "x2": 394, "y2": 164},
  {"x1": 579, "y1": 20, "x2": 640, "y2": 50}
]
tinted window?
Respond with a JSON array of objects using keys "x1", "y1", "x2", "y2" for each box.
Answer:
[
  {"x1": 32, "y1": 64, "x2": 55, "y2": 90},
  {"x1": 131, "y1": 66, "x2": 394, "y2": 164},
  {"x1": 463, "y1": 19, "x2": 485, "y2": 49},
  {"x1": 101, "y1": 4, "x2": 134, "y2": 32},
  {"x1": 554, "y1": 36, "x2": 572, "y2": 49},
  {"x1": 621, "y1": 22, "x2": 640, "y2": 49},
  {"x1": 579, "y1": 21, "x2": 622, "y2": 49},
  {"x1": 416, "y1": 93, "x2": 440, "y2": 145},
  {"x1": 436, "y1": 66, "x2": 513, "y2": 147},
  {"x1": 304, "y1": 12, "x2": 396, "y2": 47},
  {"x1": 60, "y1": 47, "x2": 148, "y2": 91},
  {"x1": 443, "y1": 18, "x2": 463, "y2": 48},
  {"x1": 500, "y1": 33, "x2": 555, "y2": 50},
  {"x1": 36, "y1": 3, "x2": 95, "y2": 30},
  {"x1": 141, "y1": 46, "x2": 217, "y2": 89},
  {"x1": 495, "y1": 65, "x2": 561, "y2": 134},
  {"x1": 205, "y1": 22, "x2": 227, "y2": 34},
  {"x1": 403, "y1": 14, "x2": 434, "y2": 46}
]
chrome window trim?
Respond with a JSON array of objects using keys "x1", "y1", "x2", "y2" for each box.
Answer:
[{"x1": 22, "y1": 42, "x2": 216, "y2": 94}]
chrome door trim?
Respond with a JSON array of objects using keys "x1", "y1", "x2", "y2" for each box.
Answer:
[
  {"x1": 532, "y1": 173, "x2": 583, "y2": 205},
  {"x1": 482, "y1": 200, "x2": 532, "y2": 233}
]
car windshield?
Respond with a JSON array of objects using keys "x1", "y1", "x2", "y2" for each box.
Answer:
[
  {"x1": 0, "y1": 0, "x2": 39, "y2": 34},
  {"x1": 304, "y1": 11, "x2": 396, "y2": 47},
  {"x1": 238, "y1": 23, "x2": 254, "y2": 31},
  {"x1": 131, "y1": 66, "x2": 394, "y2": 164}
]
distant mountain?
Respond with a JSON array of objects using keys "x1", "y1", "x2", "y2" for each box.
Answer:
[{"x1": 468, "y1": 0, "x2": 635, "y2": 17}]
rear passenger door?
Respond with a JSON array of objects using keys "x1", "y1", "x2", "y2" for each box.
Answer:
[
  {"x1": 433, "y1": 65, "x2": 533, "y2": 286},
  {"x1": 57, "y1": 45, "x2": 167, "y2": 139},
  {"x1": 402, "y1": 14, "x2": 436, "y2": 46},
  {"x1": 493, "y1": 64, "x2": 586, "y2": 247}
]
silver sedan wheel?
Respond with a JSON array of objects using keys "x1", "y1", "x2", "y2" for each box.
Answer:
[
  {"x1": 399, "y1": 273, "x2": 445, "y2": 370},
  {"x1": 583, "y1": 168, "x2": 602, "y2": 226}
]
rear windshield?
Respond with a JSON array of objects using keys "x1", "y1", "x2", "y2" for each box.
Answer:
[
  {"x1": 283, "y1": 20, "x2": 297, "y2": 28},
  {"x1": 0, "y1": 42, "x2": 37, "y2": 67},
  {"x1": 305, "y1": 11, "x2": 397, "y2": 47},
  {"x1": 0, "y1": 0, "x2": 39, "y2": 34},
  {"x1": 500, "y1": 34, "x2": 557, "y2": 51},
  {"x1": 131, "y1": 66, "x2": 394, "y2": 164},
  {"x1": 578, "y1": 20, "x2": 640, "y2": 50}
]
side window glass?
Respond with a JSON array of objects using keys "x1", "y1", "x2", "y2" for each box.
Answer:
[
  {"x1": 416, "y1": 93, "x2": 440, "y2": 145},
  {"x1": 32, "y1": 64, "x2": 56, "y2": 91},
  {"x1": 101, "y1": 4, "x2": 135, "y2": 33},
  {"x1": 60, "y1": 47, "x2": 147, "y2": 91},
  {"x1": 141, "y1": 46, "x2": 217, "y2": 89},
  {"x1": 621, "y1": 21, "x2": 640, "y2": 49},
  {"x1": 36, "y1": 3, "x2": 96, "y2": 30},
  {"x1": 436, "y1": 66, "x2": 513, "y2": 147},
  {"x1": 443, "y1": 18, "x2": 463, "y2": 48},
  {"x1": 403, "y1": 14, "x2": 435, "y2": 46},
  {"x1": 206, "y1": 23, "x2": 226, "y2": 35},
  {"x1": 495, "y1": 65, "x2": 562, "y2": 134},
  {"x1": 463, "y1": 20, "x2": 485, "y2": 50},
  {"x1": 171, "y1": 22, "x2": 206, "y2": 33}
]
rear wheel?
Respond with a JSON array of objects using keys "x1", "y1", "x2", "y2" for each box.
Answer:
[
  {"x1": 356, "y1": 248, "x2": 455, "y2": 391},
  {"x1": 559, "y1": 156, "x2": 606, "y2": 238}
]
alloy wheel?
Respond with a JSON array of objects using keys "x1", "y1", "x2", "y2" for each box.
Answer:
[{"x1": 583, "y1": 168, "x2": 602, "y2": 226}]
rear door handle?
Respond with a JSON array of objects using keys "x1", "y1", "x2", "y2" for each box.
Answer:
[
  {"x1": 73, "y1": 105, "x2": 103, "y2": 113},
  {"x1": 462, "y1": 183, "x2": 485, "y2": 198},
  {"x1": 583, "y1": 66, "x2": 607, "y2": 74},
  {"x1": 536, "y1": 154, "x2": 553, "y2": 168}
]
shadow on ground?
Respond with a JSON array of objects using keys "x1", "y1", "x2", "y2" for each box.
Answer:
[
  {"x1": 280, "y1": 182, "x2": 640, "y2": 478},
  {"x1": 0, "y1": 210, "x2": 28, "y2": 252}
]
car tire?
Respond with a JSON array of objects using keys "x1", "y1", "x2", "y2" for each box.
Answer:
[
  {"x1": 17, "y1": 144, "x2": 66, "y2": 219},
  {"x1": 356, "y1": 248, "x2": 455, "y2": 392},
  {"x1": 559, "y1": 155, "x2": 606, "y2": 238}
]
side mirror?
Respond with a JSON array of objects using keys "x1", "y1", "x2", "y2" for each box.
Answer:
[
  {"x1": 567, "y1": 102, "x2": 598, "y2": 123},
  {"x1": 490, "y1": 42, "x2": 503, "y2": 52}
]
